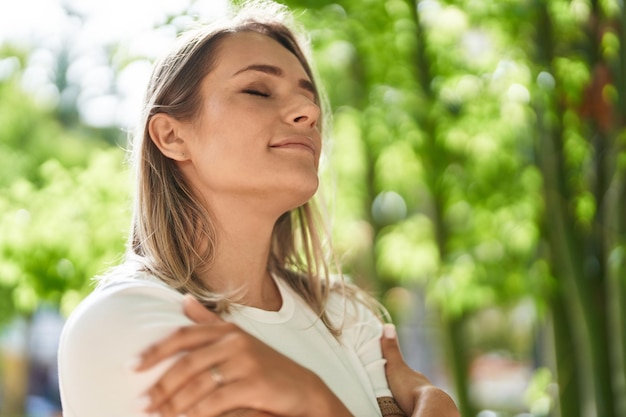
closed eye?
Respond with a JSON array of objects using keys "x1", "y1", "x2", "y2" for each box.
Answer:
[{"x1": 243, "y1": 89, "x2": 270, "y2": 97}]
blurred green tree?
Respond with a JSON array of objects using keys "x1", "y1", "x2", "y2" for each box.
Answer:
[
  {"x1": 1, "y1": 0, "x2": 625, "y2": 415},
  {"x1": 285, "y1": 1, "x2": 541, "y2": 415},
  {"x1": 283, "y1": 0, "x2": 626, "y2": 415},
  {"x1": 0, "y1": 49, "x2": 130, "y2": 415},
  {"x1": 530, "y1": 1, "x2": 626, "y2": 416},
  {"x1": 0, "y1": 56, "x2": 130, "y2": 321}
]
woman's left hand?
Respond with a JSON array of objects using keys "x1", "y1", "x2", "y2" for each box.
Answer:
[
  {"x1": 381, "y1": 324, "x2": 460, "y2": 417},
  {"x1": 134, "y1": 295, "x2": 351, "y2": 417}
]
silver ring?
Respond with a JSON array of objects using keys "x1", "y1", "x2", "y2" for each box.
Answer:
[{"x1": 209, "y1": 366, "x2": 224, "y2": 387}]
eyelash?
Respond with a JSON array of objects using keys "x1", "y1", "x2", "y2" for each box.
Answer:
[{"x1": 243, "y1": 89, "x2": 270, "y2": 98}]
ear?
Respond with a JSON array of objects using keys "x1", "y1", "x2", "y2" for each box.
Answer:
[{"x1": 148, "y1": 113, "x2": 191, "y2": 161}]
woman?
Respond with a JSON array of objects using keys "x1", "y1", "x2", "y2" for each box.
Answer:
[{"x1": 58, "y1": 2, "x2": 459, "y2": 416}]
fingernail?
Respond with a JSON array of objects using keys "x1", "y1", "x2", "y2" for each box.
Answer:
[
  {"x1": 125, "y1": 356, "x2": 142, "y2": 371},
  {"x1": 183, "y1": 294, "x2": 198, "y2": 304},
  {"x1": 383, "y1": 323, "x2": 396, "y2": 339}
]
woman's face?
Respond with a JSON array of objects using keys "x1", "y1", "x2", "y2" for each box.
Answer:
[{"x1": 179, "y1": 31, "x2": 321, "y2": 215}]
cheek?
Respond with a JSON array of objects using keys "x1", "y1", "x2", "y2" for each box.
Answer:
[{"x1": 202, "y1": 110, "x2": 270, "y2": 147}]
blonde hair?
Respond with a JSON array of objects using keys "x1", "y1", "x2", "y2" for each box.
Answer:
[{"x1": 122, "y1": 0, "x2": 361, "y2": 333}]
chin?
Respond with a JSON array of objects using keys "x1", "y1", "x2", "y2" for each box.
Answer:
[{"x1": 282, "y1": 179, "x2": 319, "y2": 209}]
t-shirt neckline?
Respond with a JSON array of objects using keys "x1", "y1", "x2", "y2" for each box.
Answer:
[{"x1": 229, "y1": 275, "x2": 295, "y2": 324}]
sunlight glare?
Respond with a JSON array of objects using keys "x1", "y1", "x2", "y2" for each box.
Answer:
[{"x1": 0, "y1": 0, "x2": 231, "y2": 128}]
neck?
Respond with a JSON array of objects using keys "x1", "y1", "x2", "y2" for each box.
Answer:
[{"x1": 196, "y1": 195, "x2": 284, "y2": 310}]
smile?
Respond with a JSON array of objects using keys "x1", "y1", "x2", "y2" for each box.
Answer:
[{"x1": 270, "y1": 136, "x2": 316, "y2": 156}]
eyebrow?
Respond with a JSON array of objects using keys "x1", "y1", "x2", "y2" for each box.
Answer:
[{"x1": 233, "y1": 64, "x2": 317, "y2": 100}]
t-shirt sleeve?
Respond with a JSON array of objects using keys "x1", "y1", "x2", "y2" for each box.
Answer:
[
  {"x1": 58, "y1": 280, "x2": 193, "y2": 417},
  {"x1": 331, "y1": 292, "x2": 393, "y2": 399}
]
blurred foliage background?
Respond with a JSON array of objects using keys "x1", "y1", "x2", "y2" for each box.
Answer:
[{"x1": 1, "y1": 0, "x2": 626, "y2": 416}]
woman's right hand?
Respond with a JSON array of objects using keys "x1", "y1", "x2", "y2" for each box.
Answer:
[{"x1": 134, "y1": 295, "x2": 352, "y2": 417}]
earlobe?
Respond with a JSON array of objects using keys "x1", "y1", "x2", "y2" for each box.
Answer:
[{"x1": 148, "y1": 113, "x2": 190, "y2": 161}]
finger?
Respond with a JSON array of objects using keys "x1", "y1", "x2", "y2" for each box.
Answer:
[
  {"x1": 380, "y1": 324, "x2": 405, "y2": 368},
  {"x1": 137, "y1": 297, "x2": 223, "y2": 371},
  {"x1": 136, "y1": 323, "x2": 227, "y2": 371},
  {"x1": 153, "y1": 351, "x2": 246, "y2": 415},
  {"x1": 152, "y1": 368, "x2": 224, "y2": 417},
  {"x1": 147, "y1": 333, "x2": 239, "y2": 411},
  {"x1": 215, "y1": 409, "x2": 271, "y2": 417},
  {"x1": 183, "y1": 294, "x2": 223, "y2": 324},
  {"x1": 184, "y1": 379, "x2": 268, "y2": 417}
]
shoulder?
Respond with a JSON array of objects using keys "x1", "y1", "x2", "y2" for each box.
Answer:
[
  {"x1": 61, "y1": 271, "x2": 188, "y2": 350},
  {"x1": 58, "y1": 270, "x2": 192, "y2": 417},
  {"x1": 324, "y1": 282, "x2": 386, "y2": 347},
  {"x1": 325, "y1": 282, "x2": 384, "y2": 327}
]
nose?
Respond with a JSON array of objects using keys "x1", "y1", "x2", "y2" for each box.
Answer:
[{"x1": 286, "y1": 96, "x2": 320, "y2": 129}]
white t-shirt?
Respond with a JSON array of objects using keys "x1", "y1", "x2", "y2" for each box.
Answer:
[{"x1": 58, "y1": 270, "x2": 392, "y2": 416}]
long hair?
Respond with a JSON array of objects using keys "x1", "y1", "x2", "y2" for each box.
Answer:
[{"x1": 122, "y1": 1, "x2": 359, "y2": 333}]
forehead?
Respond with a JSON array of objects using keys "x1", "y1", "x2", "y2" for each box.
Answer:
[{"x1": 212, "y1": 31, "x2": 310, "y2": 79}]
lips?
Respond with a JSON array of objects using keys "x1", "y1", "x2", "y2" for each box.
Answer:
[{"x1": 270, "y1": 136, "x2": 316, "y2": 156}]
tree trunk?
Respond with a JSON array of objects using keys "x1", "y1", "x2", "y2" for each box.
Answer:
[
  {"x1": 444, "y1": 315, "x2": 476, "y2": 417},
  {"x1": 405, "y1": 0, "x2": 473, "y2": 412},
  {"x1": 550, "y1": 292, "x2": 583, "y2": 417},
  {"x1": 614, "y1": 2, "x2": 626, "y2": 413}
]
